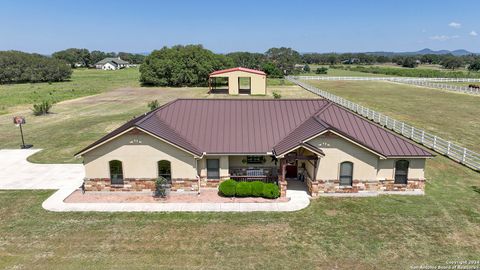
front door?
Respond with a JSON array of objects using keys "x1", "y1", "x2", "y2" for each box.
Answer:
[{"x1": 285, "y1": 165, "x2": 297, "y2": 178}]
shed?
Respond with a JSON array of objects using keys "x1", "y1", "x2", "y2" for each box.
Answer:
[{"x1": 208, "y1": 67, "x2": 266, "y2": 95}]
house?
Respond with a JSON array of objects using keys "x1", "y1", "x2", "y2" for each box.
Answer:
[
  {"x1": 208, "y1": 67, "x2": 266, "y2": 95},
  {"x1": 95, "y1": 57, "x2": 130, "y2": 70},
  {"x1": 294, "y1": 64, "x2": 307, "y2": 71},
  {"x1": 76, "y1": 99, "x2": 433, "y2": 197}
]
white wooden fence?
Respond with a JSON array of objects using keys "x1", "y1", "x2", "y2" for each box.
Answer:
[
  {"x1": 295, "y1": 76, "x2": 480, "y2": 95},
  {"x1": 287, "y1": 76, "x2": 480, "y2": 171}
]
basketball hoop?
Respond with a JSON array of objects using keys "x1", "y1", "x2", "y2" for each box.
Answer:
[{"x1": 12, "y1": 116, "x2": 32, "y2": 149}]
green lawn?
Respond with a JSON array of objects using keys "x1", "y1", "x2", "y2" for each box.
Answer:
[
  {"x1": 0, "y1": 68, "x2": 140, "y2": 115},
  {"x1": 0, "y1": 156, "x2": 478, "y2": 269},
  {"x1": 302, "y1": 80, "x2": 480, "y2": 153},
  {"x1": 0, "y1": 84, "x2": 317, "y2": 164},
  {"x1": 301, "y1": 66, "x2": 394, "y2": 77}
]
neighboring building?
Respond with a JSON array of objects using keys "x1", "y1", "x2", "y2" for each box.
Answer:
[
  {"x1": 208, "y1": 67, "x2": 266, "y2": 95},
  {"x1": 294, "y1": 64, "x2": 307, "y2": 71},
  {"x1": 76, "y1": 99, "x2": 433, "y2": 197},
  {"x1": 95, "y1": 57, "x2": 130, "y2": 70}
]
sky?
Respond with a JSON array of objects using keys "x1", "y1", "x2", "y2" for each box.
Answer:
[{"x1": 1, "y1": 0, "x2": 479, "y2": 54}]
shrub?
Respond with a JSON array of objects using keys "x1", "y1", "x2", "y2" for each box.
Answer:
[
  {"x1": 315, "y1": 67, "x2": 328, "y2": 74},
  {"x1": 262, "y1": 183, "x2": 280, "y2": 199},
  {"x1": 251, "y1": 181, "x2": 265, "y2": 197},
  {"x1": 148, "y1": 100, "x2": 159, "y2": 111},
  {"x1": 219, "y1": 179, "x2": 237, "y2": 197},
  {"x1": 32, "y1": 100, "x2": 54, "y2": 116},
  {"x1": 154, "y1": 176, "x2": 168, "y2": 198},
  {"x1": 272, "y1": 91, "x2": 281, "y2": 99},
  {"x1": 235, "y1": 182, "x2": 252, "y2": 197}
]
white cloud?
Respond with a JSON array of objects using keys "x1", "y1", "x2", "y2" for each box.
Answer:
[
  {"x1": 470, "y1": 30, "x2": 478, "y2": 36},
  {"x1": 449, "y1": 22, "x2": 462, "y2": 28},
  {"x1": 429, "y1": 35, "x2": 460, "y2": 41}
]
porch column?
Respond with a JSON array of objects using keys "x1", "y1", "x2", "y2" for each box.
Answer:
[
  {"x1": 309, "y1": 157, "x2": 320, "y2": 197},
  {"x1": 278, "y1": 158, "x2": 287, "y2": 197}
]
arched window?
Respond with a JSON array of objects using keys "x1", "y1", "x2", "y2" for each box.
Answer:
[
  {"x1": 109, "y1": 160, "x2": 123, "y2": 185},
  {"x1": 339, "y1": 161, "x2": 353, "y2": 186},
  {"x1": 394, "y1": 160, "x2": 409, "y2": 184},
  {"x1": 158, "y1": 160, "x2": 171, "y2": 181}
]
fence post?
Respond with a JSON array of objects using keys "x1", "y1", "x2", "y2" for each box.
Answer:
[
  {"x1": 447, "y1": 142, "x2": 451, "y2": 155},
  {"x1": 401, "y1": 123, "x2": 404, "y2": 135},
  {"x1": 462, "y1": 148, "x2": 467, "y2": 163},
  {"x1": 433, "y1": 136, "x2": 437, "y2": 150},
  {"x1": 421, "y1": 131, "x2": 425, "y2": 144}
]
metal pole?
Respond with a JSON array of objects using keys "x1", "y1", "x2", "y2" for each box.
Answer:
[{"x1": 19, "y1": 123, "x2": 26, "y2": 148}]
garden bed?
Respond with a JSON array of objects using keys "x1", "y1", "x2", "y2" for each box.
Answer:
[{"x1": 64, "y1": 189, "x2": 289, "y2": 203}]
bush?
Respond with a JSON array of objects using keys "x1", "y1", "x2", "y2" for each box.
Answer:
[
  {"x1": 155, "y1": 176, "x2": 168, "y2": 198},
  {"x1": 272, "y1": 91, "x2": 281, "y2": 99},
  {"x1": 235, "y1": 182, "x2": 252, "y2": 197},
  {"x1": 148, "y1": 100, "x2": 159, "y2": 111},
  {"x1": 219, "y1": 179, "x2": 237, "y2": 197},
  {"x1": 251, "y1": 181, "x2": 264, "y2": 197},
  {"x1": 262, "y1": 183, "x2": 280, "y2": 199},
  {"x1": 315, "y1": 67, "x2": 328, "y2": 74},
  {"x1": 32, "y1": 100, "x2": 54, "y2": 116}
]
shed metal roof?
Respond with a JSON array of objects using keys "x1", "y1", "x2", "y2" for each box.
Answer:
[{"x1": 209, "y1": 67, "x2": 266, "y2": 76}]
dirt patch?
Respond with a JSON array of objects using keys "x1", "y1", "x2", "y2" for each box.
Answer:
[
  {"x1": 324, "y1": 209, "x2": 337, "y2": 216},
  {"x1": 64, "y1": 189, "x2": 289, "y2": 203}
]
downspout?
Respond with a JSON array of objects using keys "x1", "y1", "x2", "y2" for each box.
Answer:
[{"x1": 195, "y1": 156, "x2": 202, "y2": 195}]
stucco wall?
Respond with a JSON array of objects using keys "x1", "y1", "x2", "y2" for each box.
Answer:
[
  {"x1": 197, "y1": 155, "x2": 230, "y2": 178},
  {"x1": 83, "y1": 130, "x2": 197, "y2": 179},
  {"x1": 377, "y1": 158, "x2": 425, "y2": 180},
  {"x1": 210, "y1": 70, "x2": 266, "y2": 95},
  {"x1": 308, "y1": 134, "x2": 378, "y2": 180}
]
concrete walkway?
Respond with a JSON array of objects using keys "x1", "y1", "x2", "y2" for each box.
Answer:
[
  {"x1": 42, "y1": 187, "x2": 311, "y2": 212},
  {"x1": 0, "y1": 149, "x2": 84, "y2": 189},
  {"x1": 0, "y1": 149, "x2": 310, "y2": 212}
]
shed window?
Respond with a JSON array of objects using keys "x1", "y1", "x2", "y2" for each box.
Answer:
[
  {"x1": 339, "y1": 162, "x2": 353, "y2": 186},
  {"x1": 207, "y1": 159, "x2": 220, "y2": 179},
  {"x1": 158, "y1": 160, "x2": 171, "y2": 181},
  {"x1": 109, "y1": 160, "x2": 123, "y2": 185},
  {"x1": 394, "y1": 160, "x2": 409, "y2": 184}
]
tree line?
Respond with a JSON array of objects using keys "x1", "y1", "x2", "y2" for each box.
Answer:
[
  {"x1": 52, "y1": 48, "x2": 146, "y2": 68},
  {"x1": 0, "y1": 51, "x2": 72, "y2": 84}
]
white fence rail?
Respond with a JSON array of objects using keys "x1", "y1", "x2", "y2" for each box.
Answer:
[
  {"x1": 287, "y1": 76, "x2": 480, "y2": 171},
  {"x1": 296, "y1": 76, "x2": 480, "y2": 82},
  {"x1": 295, "y1": 75, "x2": 480, "y2": 95}
]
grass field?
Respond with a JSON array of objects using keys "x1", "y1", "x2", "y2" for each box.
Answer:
[
  {"x1": 0, "y1": 68, "x2": 141, "y2": 115},
  {"x1": 302, "y1": 80, "x2": 480, "y2": 153},
  {"x1": 304, "y1": 65, "x2": 394, "y2": 77},
  {"x1": 0, "y1": 84, "x2": 316, "y2": 163},
  {"x1": 0, "y1": 156, "x2": 479, "y2": 269}
]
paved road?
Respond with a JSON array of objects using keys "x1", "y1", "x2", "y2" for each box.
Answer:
[{"x1": 0, "y1": 149, "x2": 84, "y2": 189}]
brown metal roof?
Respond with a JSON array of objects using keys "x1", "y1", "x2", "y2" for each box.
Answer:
[
  {"x1": 77, "y1": 99, "x2": 433, "y2": 158},
  {"x1": 209, "y1": 67, "x2": 266, "y2": 76}
]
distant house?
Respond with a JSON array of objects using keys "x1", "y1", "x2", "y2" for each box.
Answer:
[
  {"x1": 95, "y1": 57, "x2": 130, "y2": 70},
  {"x1": 76, "y1": 99, "x2": 433, "y2": 197},
  {"x1": 294, "y1": 64, "x2": 307, "y2": 71}
]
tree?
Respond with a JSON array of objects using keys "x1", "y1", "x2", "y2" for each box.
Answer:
[
  {"x1": 441, "y1": 56, "x2": 463, "y2": 70},
  {"x1": 52, "y1": 48, "x2": 91, "y2": 67},
  {"x1": 265, "y1": 47, "x2": 301, "y2": 75},
  {"x1": 304, "y1": 64, "x2": 311, "y2": 72},
  {"x1": 468, "y1": 60, "x2": 480, "y2": 71},
  {"x1": 139, "y1": 45, "x2": 232, "y2": 86},
  {"x1": 398, "y1": 57, "x2": 418, "y2": 68},
  {"x1": 226, "y1": 52, "x2": 265, "y2": 69},
  {"x1": 0, "y1": 51, "x2": 72, "y2": 84},
  {"x1": 261, "y1": 62, "x2": 283, "y2": 78}
]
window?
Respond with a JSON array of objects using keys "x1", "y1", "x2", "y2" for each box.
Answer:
[
  {"x1": 394, "y1": 160, "x2": 409, "y2": 184},
  {"x1": 158, "y1": 160, "x2": 171, "y2": 181},
  {"x1": 109, "y1": 160, "x2": 123, "y2": 185},
  {"x1": 339, "y1": 161, "x2": 353, "y2": 186},
  {"x1": 207, "y1": 159, "x2": 220, "y2": 179}
]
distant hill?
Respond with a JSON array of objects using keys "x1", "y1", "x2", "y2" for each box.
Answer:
[{"x1": 366, "y1": 48, "x2": 476, "y2": 56}]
